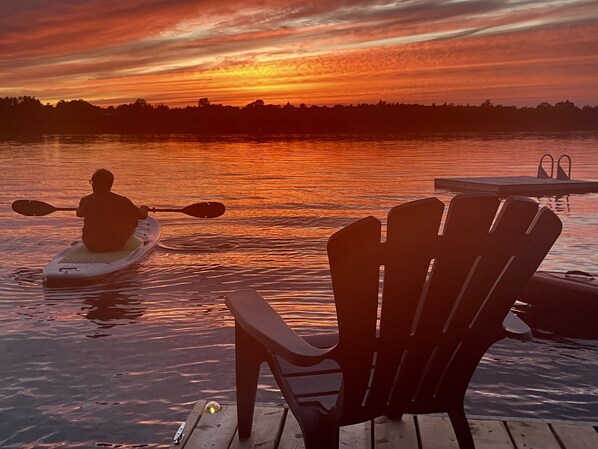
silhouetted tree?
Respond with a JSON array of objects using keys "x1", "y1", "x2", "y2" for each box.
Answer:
[{"x1": 1, "y1": 96, "x2": 597, "y2": 135}]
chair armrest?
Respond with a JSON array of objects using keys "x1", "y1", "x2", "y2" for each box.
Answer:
[
  {"x1": 225, "y1": 289, "x2": 332, "y2": 366},
  {"x1": 502, "y1": 311, "x2": 532, "y2": 341}
]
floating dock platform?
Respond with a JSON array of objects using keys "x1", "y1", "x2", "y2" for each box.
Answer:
[
  {"x1": 435, "y1": 176, "x2": 598, "y2": 196},
  {"x1": 170, "y1": 400, "x2": 598, "y2": 449}
]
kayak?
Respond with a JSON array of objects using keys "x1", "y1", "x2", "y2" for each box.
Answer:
[
  {"x1": 43, "y1": 217, "x2": 161, "y2": 287},
  {"x1": 519, "y1": 270, "x2": 598, "y2": 308}
]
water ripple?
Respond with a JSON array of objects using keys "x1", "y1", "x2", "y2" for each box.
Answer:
[{"x1": 1, "y1": 134, "x2": 597, "y2": 448}]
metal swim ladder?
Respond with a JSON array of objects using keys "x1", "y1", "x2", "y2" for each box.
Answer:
[{"x1": 537, "y1": 153, "x2": 571, "y2": 180}]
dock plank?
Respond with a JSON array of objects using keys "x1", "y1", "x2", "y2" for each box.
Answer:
[
  {"x1": 551, "y1": 423, "x2": 598, "y2": 449},
  {"x1": 418, "y1": 415, "x2": 459, "y2": 449},
  {"x1": 339, "y1": 421, "x2": 372, "y2": 449},
  {"x1": 184, "y1": 403, "x2": 237, "y2": 449},
  {"x1": 229, "y1": 406, "x2": 286, "y2": 449},
  {"x1": 170, "y1": 400, "x2": 207, "y2": 449},
  {"x1": 507, "y1": 421, "x2": 561, "y2": 449},
  {"x1": 278, "y1": 412, "x2": 304, "y2": 449},
  {"x1": 373, "y1": 415, "x2": 418, "y2": 449},
  {"x1": 469, "y1": 419, "x2": 512, "y2": 449}
]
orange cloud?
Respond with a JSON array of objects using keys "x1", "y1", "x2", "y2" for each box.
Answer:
[{"x1": 1, "y1": 0, "x2": 597, "y2": 106}]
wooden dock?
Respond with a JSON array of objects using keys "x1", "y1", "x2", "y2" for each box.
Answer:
[
  {"x1": 434, "y1": 176, "x2": 598, "y2": 196},
  {"x1": 170, "y1": 401, "x2": 598, "y2": 449}
]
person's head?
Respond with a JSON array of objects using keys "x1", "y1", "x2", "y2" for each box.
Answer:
[{"x1": 90, "y1": 168, "x2": 114, "y2": 193}]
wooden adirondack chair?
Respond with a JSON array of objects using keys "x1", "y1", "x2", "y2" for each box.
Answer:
[{"x1": 225, "y1": 194, "x2": 562, "y2": 449}]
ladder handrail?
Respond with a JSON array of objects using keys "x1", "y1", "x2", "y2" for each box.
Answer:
[
  {"x1": 537, "y1": 153, "x2": 554, "y2": 178},
  {"x1": 557, "y1": 154, "x2": 572, "y2": 180}
]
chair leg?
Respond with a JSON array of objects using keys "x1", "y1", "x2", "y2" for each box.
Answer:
[
  {"x1": 297, "y1": 407, "x2": 339, "y2": 449},
  {"x1": 386, "y1": 411, "x2": 403, "y2": 421},
  {"x1": 449, "y1": 405, "x2": 475, "y2": 449},
  {"x1": 234, "y1": 323, "x2": 266, "y2": 439}
]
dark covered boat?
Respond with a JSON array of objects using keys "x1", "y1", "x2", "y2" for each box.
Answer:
[
  {"x1": 519, "y1": 270, "x2": 598, "y2": 307},
  {"x1": 516, "y1": 271, "x2": 598, "y2": 339}
]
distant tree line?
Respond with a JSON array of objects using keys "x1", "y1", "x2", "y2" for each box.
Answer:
[{"x1": 1, "y1": 96, "x2": 597, "y2": 134}]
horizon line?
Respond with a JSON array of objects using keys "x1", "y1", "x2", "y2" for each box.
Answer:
[{"x1": 5, "y1": 96, "x2": 597, "y2": 110}]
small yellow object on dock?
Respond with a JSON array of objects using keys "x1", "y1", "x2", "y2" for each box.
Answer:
[{"x1": 169, "y1": 401, "x2": 598, "y2": 449}]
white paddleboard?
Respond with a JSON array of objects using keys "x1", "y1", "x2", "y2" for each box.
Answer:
[{"x1": 43, "y1": 217, "x2": 161, "y2": 287}]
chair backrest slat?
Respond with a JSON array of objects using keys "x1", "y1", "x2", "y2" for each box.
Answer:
[
  {"x1": 367, "y1": 198, "x2": 444, "y2": 407},
  {"x1": 472, "y1": 206, "x2": 563, "y2": 329},
  {"x1": 327, "y1": 215, "x2": 381, "y2": 410},
  {"x1": 413, "y1": 194, "x2": 500, "y2": 338},
  {"x1": 445, "y1": 196, "x2": 540, "y2": 333}
]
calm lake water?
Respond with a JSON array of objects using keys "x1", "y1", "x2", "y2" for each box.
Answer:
[{"x1": 0, "y1": 133, "x2": 597, "y2": 448}]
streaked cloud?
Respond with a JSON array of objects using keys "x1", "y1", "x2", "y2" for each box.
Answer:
[{"x1": 1, "y1": 0, "x2": 597, "y2": 106}]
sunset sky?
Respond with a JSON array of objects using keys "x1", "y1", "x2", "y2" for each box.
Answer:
[{"x1": 1, "y1": 0, "x2": 597, "y2": 107}]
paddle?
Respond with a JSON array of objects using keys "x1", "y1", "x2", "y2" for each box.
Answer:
[{"x1": 12, "y1": 199, "x2": 225, "y2": 218}]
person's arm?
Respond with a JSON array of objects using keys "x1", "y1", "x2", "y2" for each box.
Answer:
[
  {"x1": 76, "y1": 197, "x2": 86, "y2": 217},
  {"x1": 138, "y1": 206, "x2": 149, "y2": 220},
  {"x1": 121, "y1": 195, "x2": 147, "y2": 221}
]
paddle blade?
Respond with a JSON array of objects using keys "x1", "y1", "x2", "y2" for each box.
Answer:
[
  {"x1": 181, "y1": 202, "x2": 225, "y2": 218},
  {"x1": 12, "y1": 200, "x2": 57, "y2": 216}
]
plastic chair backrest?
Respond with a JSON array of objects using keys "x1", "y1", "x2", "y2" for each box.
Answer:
[{"x1": 326, "y1": 194, "x2": 562, "y2": 423}]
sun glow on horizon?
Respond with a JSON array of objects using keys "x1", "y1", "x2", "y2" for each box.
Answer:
[{"x1": 1, "y1": 0, "x2": 597, "y2": 107}]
